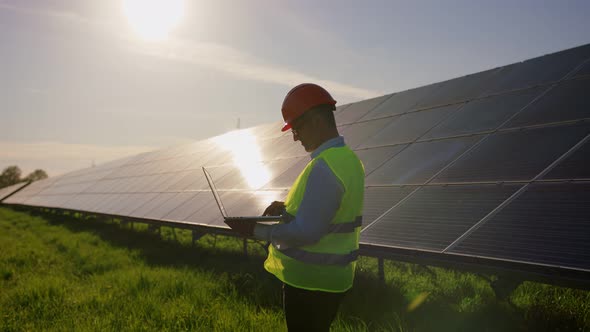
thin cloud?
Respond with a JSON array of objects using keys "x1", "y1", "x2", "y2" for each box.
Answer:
[
  {"x1": 0, "y1": 141, "x2": 154, "y2": 176},
  {"x1": 1, "y1": 2, "x2": 382, "y2": 101},
  {"x1": 134, "y1": 39, "x2": 382, "y2": 100}
]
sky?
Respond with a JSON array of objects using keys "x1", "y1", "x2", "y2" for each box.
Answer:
[{"x1": 1, "y1": 0, "x2": 589, "y2": 177}]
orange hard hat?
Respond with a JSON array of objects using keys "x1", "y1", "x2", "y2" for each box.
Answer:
[{"x1": 281, "y1": 83, "x2": 337, "y2": 132}]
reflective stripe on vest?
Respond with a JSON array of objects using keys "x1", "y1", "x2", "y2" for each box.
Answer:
[{"x1": 274, "y1": 216, "x2": 362, "y2": 265}]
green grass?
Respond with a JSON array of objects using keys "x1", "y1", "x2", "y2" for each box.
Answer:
[{"x1": 0, "y1": 207, "x2": 588, "y2": 331}]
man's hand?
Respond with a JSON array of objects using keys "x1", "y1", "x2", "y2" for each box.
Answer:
[
  {"x1": 263, "y1": 201, "x2": 285, "y2": 216},
  {"x1": 224, "y1": 219, "x2": 256, "y2": 237}
]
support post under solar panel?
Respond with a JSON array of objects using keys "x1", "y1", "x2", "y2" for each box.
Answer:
[
  {"x1": 378, "y1": 258, "x2": 385, "y2": 283},
  {"x1": 491, "y1": 277, "x2": 522, "y2": 301},
  {"x1": 192, "y1": 230, "x2": 206, "y2": 246}
]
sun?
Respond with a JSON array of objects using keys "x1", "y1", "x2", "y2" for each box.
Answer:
[{"x1": 122, "y1": 0, "x2": 185, "y2": 41}]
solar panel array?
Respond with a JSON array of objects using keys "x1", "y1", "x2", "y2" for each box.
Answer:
[
  {"x1": 3, "y1": 43, "x2": 590, "y2": 280},
  {"x1": 0, "y1": 182, "x2": 29, "y2": 202}
]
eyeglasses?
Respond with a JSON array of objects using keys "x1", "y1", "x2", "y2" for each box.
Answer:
[{"x1": 290, "y1": 113, "x2": 310, "y2": 136}]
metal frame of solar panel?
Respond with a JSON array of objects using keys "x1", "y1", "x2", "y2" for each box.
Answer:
[{"x1": 2, "y1": 43, "x2": 590, "y2": 291}]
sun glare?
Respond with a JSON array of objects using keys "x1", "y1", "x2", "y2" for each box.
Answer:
[
  {"x1": 123, "y1": 0, "x2": 184, "y2": 41},
  {"x1": 213, "y1": 130, "x2": 272, "y2": 190}
]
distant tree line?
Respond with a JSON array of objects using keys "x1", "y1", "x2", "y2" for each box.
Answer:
[{"x1": 0, "y1": 166, "x2": 48, "y2": 189}]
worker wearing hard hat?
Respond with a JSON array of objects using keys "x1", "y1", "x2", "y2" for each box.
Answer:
[{"x1": 225, "y1": 83, "x2": 365, "y2": 331}]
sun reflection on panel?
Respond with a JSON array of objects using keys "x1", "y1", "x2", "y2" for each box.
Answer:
[{"x1": 213, "y1": 130, "x2": 271, "y2": 189}]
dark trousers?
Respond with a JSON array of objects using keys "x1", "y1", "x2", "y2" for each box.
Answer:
[{"x1": 282, "y1": 283, "x2": 346, "y2": 332}]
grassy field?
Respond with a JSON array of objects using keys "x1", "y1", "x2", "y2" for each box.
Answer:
[{"x1": 0, "y1": 207, "x2": 588, "y2": 331}]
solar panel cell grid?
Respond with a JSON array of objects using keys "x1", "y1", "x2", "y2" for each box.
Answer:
[
  {"x1": 543, "y1": 140, "x2": 590, "y2": 180},
  {"x1": 263, "y1": 158, "x2": 309, "y2": 189},
  {"x1": 88, "y1": 179, "x2": 116, "y2": 193},
  {"x1": 165, "y1": 192, "x2": 216, "y2": 223},
  {"x1": 335, "y1": 95, "x2": 391, "y2": 124},
  {"x1": 78, "y1": 194, "x2": 109, "y2": 213},
  {"x1": 115, "y1": 193, "x2": 159, "y2": 216},
  {"x1": 61, "y1": 194, "x2": 91, "y2": 211},
  {"x1": 504, "y1": 78, "x2": 590, "y2": 128},
  {"x1": 361, "y1": 184, "x2": 521, "y2": 251},
  {"x1": 424, "y1": 87, "x2": 546, "y2": 140},
  {"x1": 163, "y1": 169, "x2": 206, "y2": 192},
  {"x1": 354, "y1": 145, "x2": 407, "y2": 175},
  {"x1": 573, "y1": 60, "x2": 590, "y2": 77},
  {"x1": 130, "y1": 192, "x2": 176, "y2": 218},
  {"x1": 274, "y1": 136, "x2": 308, "y2": 159},
  {"x1": 360, "y1": 186, "x2": 415, "y2": 230},
  {"x1": 93, "y1": 194, "x2": 125, "y2": 214},
  {"x1": 0, "y1": 183, "x2": 27, "y2": 201},
  {"x1": 160, "y1": 173, "x2": 193, "y2": 191},
  {"x1": 432, "y1": 123, "x2": 590, "y2": 183},
  {"x1": 484, "y1": 44, "x2": 590, "y2": 94},
  {"x1": 340, "y1": 117, "x2": 396, "y2": 148},
  {"x1": 359, "y1": 104, "x2": 461, "y2": 148},
  {"x1": 102, "y1": 193, "x2": 132, "y2": 214},
  {"x1": 366, "y1": 135, "x2": 482, "y2": 185},
  {"x1": 141, "y1": 192, "x2": 197, "y2": 220},
  {"x1": 449, "y1": 182, "x2": 590, "y2": 271},
  {"x1": 412, "y1": 68, "x2": 500, "y2": 110},
  {"x1": 358, "y1": 85, "x2": 441, "y2": 121}
]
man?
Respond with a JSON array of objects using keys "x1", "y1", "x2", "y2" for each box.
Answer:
[{"x1": 225, "y1": 83, "x2": 365, "y2": 331}]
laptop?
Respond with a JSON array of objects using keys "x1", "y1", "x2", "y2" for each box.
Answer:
[{"x1": 202, "y1": 167, "x2": 283, "y2": 223}]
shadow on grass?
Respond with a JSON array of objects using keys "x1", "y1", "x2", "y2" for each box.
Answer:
[
  {"x1": 17, "y1": 209, "x2": 588, "y2": 332},
  {"x1": 23, "y1": 210, "x2": 409, "y2": 325}
]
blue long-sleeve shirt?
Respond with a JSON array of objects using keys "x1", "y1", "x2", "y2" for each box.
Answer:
[{"x1": 253, "y1": 136, "x2": 346, "y2": 249}]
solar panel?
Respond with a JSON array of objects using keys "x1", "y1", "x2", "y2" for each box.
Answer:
[
  {"x1": 61, "y1": 193, "x2": 94, "y2": 211},
  {"x1": 543, "y1": 140, "x2": 590, "y2": 180},
  {"x1": 366, "y1": 135, "x2": 481, "y2": 185},
  {"x1": 358, "y1": 84, "x2": 441, "y2": 121},
  {"x1": 573, "y1": 60, "x2": 590, "y2": 78},
  {"x1": 448, "y1": 182, "x2": 590, "y2": 271},
  {"x1": 504, "y1": 77, "x2": 590, "y2": 128},
  {"x1": 136, "y1": 192, "x2": 197, "y2": 220},
  {"x1": 335, "y1": 95, "x2": 391, "y2": 124},
  {"x1": 483, "y1": 44, "x2": 590, "y2": 94},
  {"x1": 109, "y1": 193, "x2": 159, "y2": 216},
  {"x1": 359, "y1": 104, "x2": 461, "y2": 148},
  {"x1": 361, "y1": 184, "x2": 521, "y2": 251},
  {"x1": 89, "y1": 178, "x2": 118, "y2": 193},
  {"x1": 339, "y1": 117, "x2": 395, "y2": 148},
  {"x1": 255, "y1": 136, "x2": 290, "y2": 161},
  {"x1": 360, "y1": 186, "x2": 415, "y2": 229},
  {"x1": 273, "y1": 135, "x2": 309, "y2": 159},
  {"x1": 90, "y1": 193, "x2": 123, "y2": 214},
  {"x1": 163, "y1": 169, "x2": 206, "y2": 192},
  {"x1": 354, "y1": 145, "x2": 407, "y2": 175},
  {"x1": 433, "y1": 123, "x2": 590, "y2": 183},
  {"x1": 263, "y1": 157, "x2": 309, "y2": 189},
  {"x1": 411, "y1": 68, "x2": 501, "y2": 110},
  {"x1": 423, "y1": 87, "x2": 546, "y2": 139},
  {"x1": 161, "y1": 192, "x2": 212, "y2": 222},
  {"x1": 3, "y1": 177, "x2": 60, "y2": 204},
  {"x1": 4, "y1": 42, "x2": 590, "y2": 289},
  {"x1": 130, "y1": 192, "x2": 179, "y2": 219}
]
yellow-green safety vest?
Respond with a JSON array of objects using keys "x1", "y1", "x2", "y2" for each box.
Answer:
[{"x1": 264, "y1": 145, "x2": 365, "y2": 292}]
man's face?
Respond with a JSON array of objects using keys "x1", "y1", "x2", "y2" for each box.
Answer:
[{"x1": 290, "y1": 113, "x2": 317, "y2": 152}]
